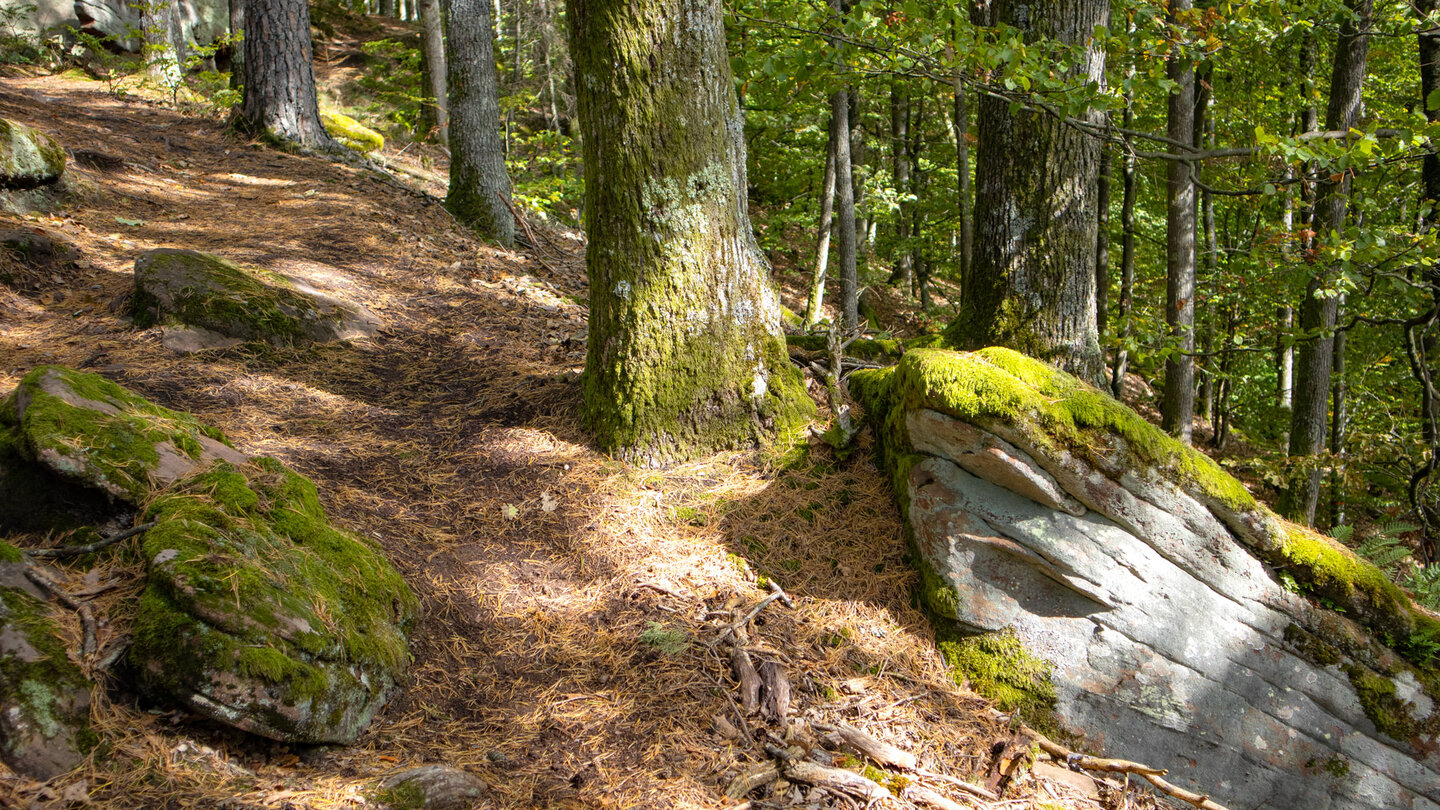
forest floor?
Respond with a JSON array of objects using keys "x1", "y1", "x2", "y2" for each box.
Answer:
[{"x1": 0, "y1": 66, "x2": 1163, "y2": 810}]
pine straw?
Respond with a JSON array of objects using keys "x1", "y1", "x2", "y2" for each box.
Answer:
[{"x1": 0, "y1": 74, "x2": 1162, "y2": 810}]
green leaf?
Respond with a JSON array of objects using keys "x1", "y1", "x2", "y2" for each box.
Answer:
[{"x1": 114, "y1": 216, "x2": 144, "y2": 227}]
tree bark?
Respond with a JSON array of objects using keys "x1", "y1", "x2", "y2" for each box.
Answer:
[
  {"x1": 888, "y1": 83, "x2": 912, "y2": 290},
  {"x1": 419, "y1": 0, "x2": 449, "y2": 146},
  {"x1": 1409, "y1": 0, "x2": 1440, "y2": 562},
  {"x1": 142, "y1": 0, "x2": 185, "y2": 87},
  {"x1": 1161, "y1": 0, "x2": 1196, "y2": 443},
  {"x1": 567, "y1": 0, "x2": 815, "y2": 465},
  {"x1": 953, "y1": 73, "x2": 972, "y2": 297},
  {"x1": 1111, "y1": 88, "x2": 1136, "y2": 399},
  {"x1": 380, "y1": 0, "x2": 396, "y2": 16},
  {"x1": 947, "y1": 0, "x2": 1107, "y2": 384},
  {"x1": 1277, "y1": 303, "x2": 1294, "y2": 445},
  {"x1": 833, "y1": 85, "x2": 857, "y2": 332},
  {"x1": 804, "y1": 116, "x2": 838, "y2": 329},
  {"x1": 227, "y1": 0, "x2": 244, "y2": 91},
  {"x1": 1331, "y1": 302, "x2": 1348, "y2": 529},
  {"x1": 1095, "y1": 145, "x2": 1110, "y2": 340},
  {"x1": 447, "y1": 0, "x2": 515, "y2": 245},
  {"x1": 238, "y1": 0, "x2": 337, "y2": 149},
  {"x1": 1282, "y1": 0, "x2": 1372, "y2": 525}
]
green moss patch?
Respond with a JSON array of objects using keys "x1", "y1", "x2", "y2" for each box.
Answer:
[
  {"x1": 130, "y1": 458, "x2": 418, "y2": 743},
  {"x1": 940, "y1": 627, "x2": 1057, "y2": 726},
  {"x1": 3, "y1": 365, "x2": 235, "y2": 503},
  {"x1": 321, "y1": 112, "x2": 384, "y2": 153}
]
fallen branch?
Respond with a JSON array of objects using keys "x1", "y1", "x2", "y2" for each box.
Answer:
[
  {"x1": 900, "y1": 784, "x2": 970, "y2": 810},
  {"x1": 24, "y1": 567, "x2": 96, "y2": 657},
  {"x1": 782, "y1": 759, "x2": 889, "y2": 802},
  {"x1": 26, "y1": 522, "x2": 156, "y2": 559},
  {"x1": 724, "y1": 762, "x2": 780, "y2": 799},
  {"x1": 912, "y1": 769, "x2": 997, "y2": 801},
  {"x1": 812, "y1": 721, "x2": 917, "y2": 771},
  {"x1": 716, "y1": 583, "x2": 792, "y2": 644}
]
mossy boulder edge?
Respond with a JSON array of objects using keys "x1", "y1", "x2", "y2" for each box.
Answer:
[
  {"x1": 0, "y1": 119, "x2": 65, "y2": 191},
  {"x1": 1, "y1": 365, "x2": 248, "y2": 505},
  {"x1": 132, "y1": 249, "x2": 381, "y2": 350},
  {"x1": 0, "y1": 545, "x2": 95, "y2": 780},
  {"x1": 130, "y1": 458, "x2": 418, "y2": 744},
  {"x1": 855, "y1": 346, "x2": 1440, "y2": 810}
]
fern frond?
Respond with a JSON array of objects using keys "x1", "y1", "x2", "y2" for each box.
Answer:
[{"x1": 1330, "y1": 524, "x2": 1355, "y2": 544}]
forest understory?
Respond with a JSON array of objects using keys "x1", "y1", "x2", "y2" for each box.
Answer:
[{"x1": 0, "y1": 58, "x2": 1196, "y2": 810}]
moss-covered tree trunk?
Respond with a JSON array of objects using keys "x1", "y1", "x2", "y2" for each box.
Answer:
[
  {"x1": 566, "y1": 0, "x2": 815, "y2": 466},
  {"x1": 238, "y1": 0, "x2": 336, "y2": 149},
  {"x1": 947, "y1": 0, "x2": 1107, "y2": 385},
  {"x1": 446, "y1": 0, "x2": 514, "y2": 245}
]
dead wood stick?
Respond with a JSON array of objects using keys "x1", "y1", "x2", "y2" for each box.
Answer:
[
  {"x1": 781, "y1": 759, "x2": 890, "y2": 802},
  {"x1": 1141, "y1": 773, "x2": 1229, "y2": 810},
  {"x1": 94, "y1": 635, "x2": 130, "y2": 672},
  {"x1": 716, "y1": 589, "x2": 788, "y2": 643},
  {"x1": 497, "y1": 192, "x2": 544, "y2": 255},
  {"x1": 759, "y1": 659, "x2": 791, "y2": 723},
  {"x1": 1001, "y1": 717, "x2": 1227, "y2": 810},
  {"x1": 24, "y1": 567, "x2": 96, "y2": 657},
  {"x1": 27, "y1": 522, "x2": 156, "y2": 558},
  {"x1": 912, "y1": 770, "x2": 997, "y2": 802},
  {"x1": 811, "y1": 721, "x2": 917, "y2": 771},
  {"x1": 900, "y1": 784, "x2": 970, "y2": 810},
  {"x1": 724, "y1": 762, "x2": 780, "y2": 799},
  {"x1": 730, "y1": 647, "x2": 762, "y2": 715}
]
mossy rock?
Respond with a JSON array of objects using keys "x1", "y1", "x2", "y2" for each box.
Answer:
[
  {"x1": 321, "y1": 112, "x2": 384, "y2": 153},
  {"x1": 132, "y1": 249, "x2": 381, "y2": 349},
  {"x1": 1, "y1": 365, "x2": 248, "y2": 504},
  {"x1": 0, "y1": 547, "x2": 95, "y2": 779},
  {"x1": 0, "y1": 118, "x2": 65, "y2": 191},
  {"x1": 129, "y1": 458, "x2": 418, "y2": 744},
  {"x1": 374, "y1": 764, "x2": 488, "y2": 809}
]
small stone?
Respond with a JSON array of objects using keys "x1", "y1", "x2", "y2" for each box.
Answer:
[{"x1": 376, "y1": 764, "x2": 488, "y2": 810}]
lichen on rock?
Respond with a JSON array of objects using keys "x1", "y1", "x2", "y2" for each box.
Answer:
[
  {"x1": 0, "y1": 118, "x2": 66, "y2": 191},
  {"x1": 129, "y1": 458, "x2": 418, "y2": 744},
  {"x1": 0, "y1": 545, "x2": 95, "y2": 780}
]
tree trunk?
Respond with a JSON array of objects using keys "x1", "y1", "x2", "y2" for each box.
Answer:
[
  {"x1": 953, "y1": 73, "x2": 971, "y2": 297},
  {"x1": 947, "y1": 0, "x2": 1107, "y2": 384},
  {"x1": 1282, "y1": 0, "x2": 1372, "y2": 525},
  {"x1": 419, "y1": 0, "x2": 449, "y2": 146},
  {"x1": 888, "y1": 83, "x2": 912, "y2": 290},
  {"x1": 238, "y1": 0, "x2": 337, "y2": 149},
  {"x1": 1110, "y1": 89, "x2": 1136, "y2": 399},
  {"x1": 143, "y1": 0, "x2": 185, "y2": 88},
  {"x1": 908, "y1": 92, "x2": 927, "y2": 308},
  {"x1": 380, "y1": 0, "x2": 395, "y2": 16},
  {"x1": 228, "y1": 0, "x2": 244, "y2": 90},
  {"x1": 1410, "y1": 0, "x2": 1440, "y2": 562},
  {"x1": 1161, "y1": 0, "x2": 1196, "y2": 442},
  {"x1": 446, "y1": 0, "x2": 515, "y2": 245},
  {"x1": 1277, "y1": 303, "x2": 1294, "y2": 445},
  {"x1": 1330, "y1": 302, "x2": 1348, "y2": 529},
  {"x1": 1095, "y1": 145, "x2": 1110, "y2": 340},
  {"x1": 804, "y1": 117, "x2": 838, "y2": 329},
  {"x1": 833, "y1": 85, "x2": 857, "y2": 332},
  {"x1": 566, "y1": 0, "x2": 815, "y2": 465}
]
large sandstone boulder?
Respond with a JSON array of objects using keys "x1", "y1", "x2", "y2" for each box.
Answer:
[
  {"x1": 129, "y1": 458, "x2": 417, "y2": 744},
  {"x1": 0, "y1": 365, "x2": 247, "y2": 505},
  {"x1": 0, "y1": 119, "x2": 65, "y2": 191},
  {"x1": 132, "y1": 249, "x2": 381, "y2": 350},
  {"x1": 854, "y1": 347, "x2": 1440, "y2": 810},
  {"x1": 0, "y1": 544, "x2": 95, "y2": 780}
]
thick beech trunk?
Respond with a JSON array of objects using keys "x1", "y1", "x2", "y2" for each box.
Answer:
[
  {"x1": 1161, "y1": 0, "x2": 1196, "y2": 443},
  {"x1": 947, "y1": 0, "x2": 1107, "y2": 384},
  {"x1": 567, "y1": 0, "x2": 815, "y2": 465},
  {"x1": 239, "y1": 0, "x2": 336, "y2": 149},
  {"x1": 1283, "y1": 0, "x2": 1372, "y2": 524},
  {"x1": 804, "y1": 118, "x2": 838, "y2": 329},
  {"x1": 447, "y1": 0, "x2": 515, "y2": 245},
  {"x1": 419, "y1": 0, "x2": 449, "y2": 145}
]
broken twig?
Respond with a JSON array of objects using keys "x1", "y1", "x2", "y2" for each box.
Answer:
[{"x1": 27, "y1": 521, "x2": 156, "y2": 558}]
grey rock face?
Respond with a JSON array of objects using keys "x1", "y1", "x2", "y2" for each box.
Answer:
[
  {"x1": 0, "y1": 557, "x2": 94, "y2": 780},
  {"x1": 132, "y1": 249, "x2": 381, "y2": 349},
  {"x1": 864, "y1": 348, "x2": 1440, "y2": 810}
]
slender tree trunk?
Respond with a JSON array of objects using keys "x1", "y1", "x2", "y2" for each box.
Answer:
[
  {"x1": 888, "y1": 83, "x2": 912, "y2": 290},
  {"x1": 228, "y1": 0, "x2": 244, "y2": 90},
  {"x1": 1095, "y1": 145, "x2": 1110, "y2": 340},
  {"x1": 1283, "y1": 0, "x2": 1372, "y2": 525},
  {"x1": 1331, "y1": 301, "x2": 1348, "y2": 529},
  {"x1": 1110, "y1": 91, "x2": 1136, "y2": 399},
  {"x1": 947, "y1": 0, "x2": 1108, "y2": 384},
  {"x1": 1277, "y1": 303, "x2": 1294, "y2": 444},
  {"x1": 953, "y1": 73, "x2": 972, "y2": 297},
  {"x1": 142, "y1": 0, "x2": 185, "y2": 88},
  {"x1": 380, "y1": 0, "x2": 395, "y2": 16},
  {"x1": 566, "y1": 0, "x2": 814, "y2": 465},
  {"x1": 1409, "y1": 0, "x2": 1440, "y2": 562},
  {"x1": 804, "y1": 118, "x2": 838, "y2": 329},
  {"x1": 833, "y1": 86, "x2": 857, "y2": 331},
  {"x1": 446, "y1": 0, "x2": 515, "y2": 245},
  {"x1": 419, "y1": 0, "x2": 449, "y2": 145},
  {"x1": 1161, "y1": 0, "x2": 1196, "y2": 442},
  {"x1": 908, "y1": 92, "x2": 928, "y2": 307},
  {"x1": 239, "y1": 0, "x2": 337, "y2": 149}
]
